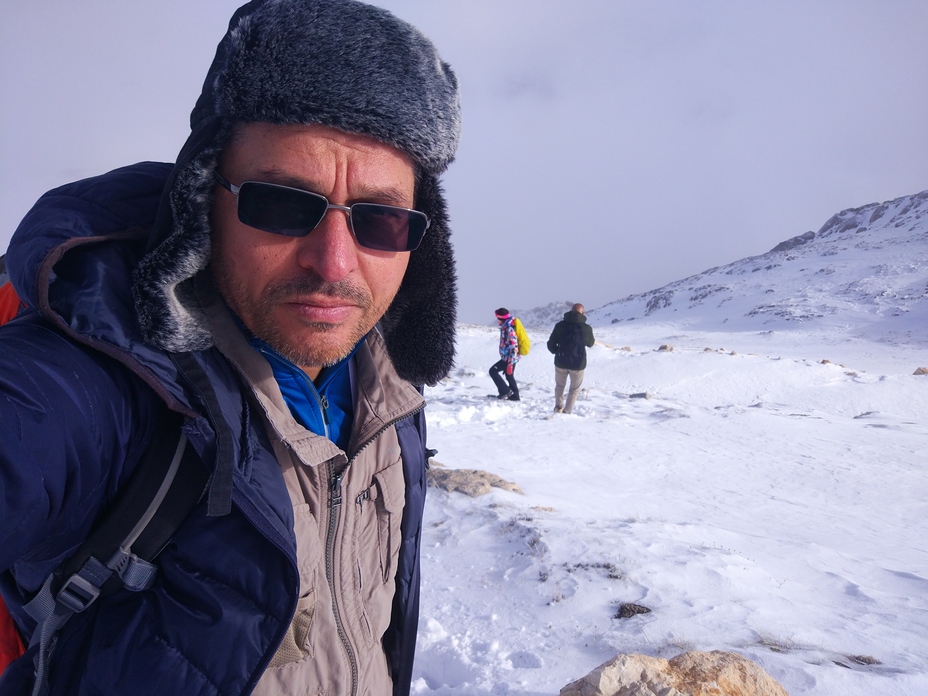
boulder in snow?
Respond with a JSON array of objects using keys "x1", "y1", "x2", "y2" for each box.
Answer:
[
  {"x1": 427, "y1": 467, "x2": 523, "y2": 497},
  {"x1": 559, "y1": 650, "x2": 788, "y2": 696}
]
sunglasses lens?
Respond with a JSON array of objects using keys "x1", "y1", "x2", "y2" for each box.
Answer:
[
  {"x1": 351, "y1": 204, "x2": 428, "y2": 252},
  {"x1": 231, "y1": 181, "x2": 428, "y2": 251},
  {"x1": 237, "y1": 182, "x2": 327, "y2": 237}
]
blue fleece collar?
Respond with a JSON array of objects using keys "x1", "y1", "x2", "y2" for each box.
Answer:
[{"x1": 249, "y1": 336, "x2": 362, "y2": 450}]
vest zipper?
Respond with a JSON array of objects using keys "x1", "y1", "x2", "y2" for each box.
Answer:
[
  {"x1": 324, "y1": 401, "x2": 424, "y2": 696},
  {"x1": 325, "y1": 462, "x2": 358, "y2": 696}
]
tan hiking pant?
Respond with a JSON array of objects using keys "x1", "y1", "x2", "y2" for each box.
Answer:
[{"x1": 554, "y1": 366, "x2": 585, "y2": 413}]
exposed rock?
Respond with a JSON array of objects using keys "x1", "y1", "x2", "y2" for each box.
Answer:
[
  {"x1": 427, "y1": 467, "x2": 523, "y2": 497},
  {"x1": 510, "y1": 301, "x2": 574, "y2": 328},
  {"x1": 689, "y1": 284, "x2": 730, "y2": 305},
  {"x1": 846, "y1": 654, "x2": 881, "y2": 666},
  {"x1": 646, "y1": 291, "x2": 675, "y2": 315},
  {"x1": 658, "y1": 344, "x2": 674, "y2": 352},
  {"x1": 559, "y1": 650, "x2": 788, "y2": 696},
  {"x1": 596, "y1": 342, "x2": 634, "y2": 353},
  {"x1": 615, "y1": 603, "x2": 651, "y2": 618},
  {"x1": 914, "y1": 367, "x2": 928, "y2": 375},
  {"x1": 629, "y1": 392, "x2": 652, "y2": 400},
  {"x1": 769, "y1": 230, "x2": 815, "y2": 253}
]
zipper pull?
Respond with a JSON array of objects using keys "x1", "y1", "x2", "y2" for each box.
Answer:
[
  {"x1": 320, "y1": 394, "x2": 330, "y2": 424},
  {"x1": 330, "y1": 471, "x2": 343, "y2": 509},
  {"x1": 356, "y1": 488, "x2": 371, "y2": 508}
]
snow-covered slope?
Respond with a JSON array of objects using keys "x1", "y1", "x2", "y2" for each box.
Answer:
[
  {"x1": 591, "y1": 190, "x2": 928, "y2": 342},
  {"x1": 509, "y1": 301, "x2": 576, "y2": 329},
  {"x1": 412, "y1": 190, "x2": 928, "y2": 695}
]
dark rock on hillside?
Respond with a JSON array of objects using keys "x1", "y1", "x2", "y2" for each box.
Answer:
[{"x1": 770, "y1": 230, "x2": 815, "y2": 253}]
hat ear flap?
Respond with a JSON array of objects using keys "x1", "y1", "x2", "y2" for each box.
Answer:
[
  {"x1": 380, "y1": 173, "x2": 457, "y2": 386},
  {"x1": 134, "y1": 118, "x2": 231, "y2": 351}
]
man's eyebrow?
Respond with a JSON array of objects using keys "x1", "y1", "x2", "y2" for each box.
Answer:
[
  {"x1": 250, "y1": 167, "x2": 320, "y2": 192},
  {"x1": 251, "y1": 167, "x2": 413, "y2": 207}
]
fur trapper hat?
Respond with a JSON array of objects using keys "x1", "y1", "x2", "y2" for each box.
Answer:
[{"x1": 134, "y1": 0, "x2": 461, "y2": 385}]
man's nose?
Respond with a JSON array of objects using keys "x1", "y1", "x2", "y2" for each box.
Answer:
[{"x1": 294, "y1": 208, "x2": 359, "y2": 281}]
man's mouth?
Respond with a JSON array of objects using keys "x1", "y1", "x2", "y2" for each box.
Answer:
[{"x1": 284, "y1": 296, "x2": 359, "y2": 324}]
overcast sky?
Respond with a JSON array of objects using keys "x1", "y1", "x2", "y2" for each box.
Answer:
[{"x1": 2, "y1": 1, "x2": 926, "y2": 323}]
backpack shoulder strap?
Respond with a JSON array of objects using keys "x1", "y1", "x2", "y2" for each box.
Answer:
[
  {"x1": 385, "y1": 402, "x2": 429, "y2": 696},
  {"x1": 58, "y1": 408, "x2": 208, "y2": 591},
  {"x1": 23, "y1": 407, "x2": 208, "y2": 696}
]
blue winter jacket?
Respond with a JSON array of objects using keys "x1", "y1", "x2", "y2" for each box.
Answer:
[{"x1": 0, "y1": 163, "x2": 430, "y2": 695}]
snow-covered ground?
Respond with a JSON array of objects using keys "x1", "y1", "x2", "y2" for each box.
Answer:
[
  {"x1": 412, "y1": 321, "x2": 927, "y2": 695},
  {"x1": 410, "y1": 190, "x2": 928, "y2": 695}
]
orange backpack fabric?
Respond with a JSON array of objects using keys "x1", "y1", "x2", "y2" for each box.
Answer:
[
  {"x1": 0, "y1": 281, "x2": 24, "y2": 324},
  {"x1": 0, "y1": 593, "x2": 25, "y2": 676},
  {"x1": 1, "y1": 283, "x2": 28, "y2": 673}
]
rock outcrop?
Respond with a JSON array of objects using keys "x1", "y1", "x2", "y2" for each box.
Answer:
[
  {"x1": 427, "y1": 466, "x2": 523, "y2": 497},
  {"x1": 559, "y1": 650, "x2": 788, "y2": 696}
]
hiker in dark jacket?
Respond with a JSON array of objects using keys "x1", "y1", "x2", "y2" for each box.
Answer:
[
  {"x1": 0, "y1": 2, "x2": 460, "y2": 694},
  {"x1": 546, "y1": 303, "x2": 596, "y2": 414}
]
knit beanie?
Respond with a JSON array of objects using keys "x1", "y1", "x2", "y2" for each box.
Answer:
[
  {"x1": 495, "y1": 308, "x2": 510, "y2": 320},
  {"x1": 134, "y1": 0, "x2": 461, "y2": 385}
]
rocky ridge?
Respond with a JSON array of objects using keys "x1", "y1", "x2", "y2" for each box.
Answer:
[{"x1": 587, "y1": 189, "x2": 928, "y2": 341}]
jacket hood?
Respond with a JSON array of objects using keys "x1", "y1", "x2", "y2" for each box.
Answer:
[
  {"x1": 134, "y1": 0, "x2": 460, "y2": 386},
  {"x1": 563, "y1": 310, "x2": 587, "y2": 324}
]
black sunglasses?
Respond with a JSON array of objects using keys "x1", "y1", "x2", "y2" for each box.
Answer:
[{"x1": 214, "y1": 171, "x2": 429, "y2": 252}]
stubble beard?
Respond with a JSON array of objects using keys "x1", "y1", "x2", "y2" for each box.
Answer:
[{"x1": 215, "y1": 266, "x2": 393, "y2": 369}]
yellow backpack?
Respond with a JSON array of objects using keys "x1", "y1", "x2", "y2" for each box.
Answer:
[{"x1": 514, "y1": 318, "x2": 531, "y2": 356}]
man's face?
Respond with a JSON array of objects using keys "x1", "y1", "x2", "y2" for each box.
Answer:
[{"x1": 210, "y1": 122, "x2": 414, "y2": 378}]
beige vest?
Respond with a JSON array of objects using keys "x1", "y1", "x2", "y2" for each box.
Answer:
[{"x1": 200, "y1": 286, "x2": 424, "y2": 696}]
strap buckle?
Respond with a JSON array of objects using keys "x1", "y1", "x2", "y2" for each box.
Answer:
[{"x1": 55, "y1": 573, "x2": 102, "y2": 613}]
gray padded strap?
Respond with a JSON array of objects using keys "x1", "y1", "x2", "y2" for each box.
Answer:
[
  {"x1": 107, "y1": 548, "x2": 158, "y2": 592},
  {"x1": 24, "y1": 557, "x2": 114, "y2": 696},
  {"x1": 21, "y1": 435, "x2": 183, "y2": 694}
]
